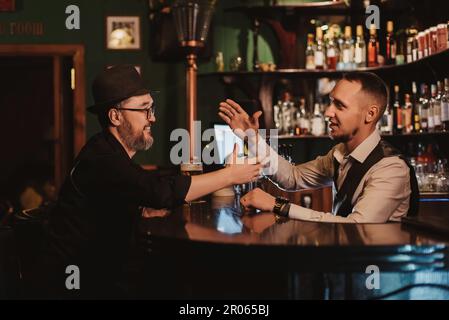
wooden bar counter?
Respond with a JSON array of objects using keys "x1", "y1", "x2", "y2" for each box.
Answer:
[{"x1": 138, "y1": 195, "x2": 449, "y2": 299}]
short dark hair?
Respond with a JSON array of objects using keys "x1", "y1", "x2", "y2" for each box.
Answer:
[{"x1": 342, "y1": 72, "x2": 388, "y2": 117}]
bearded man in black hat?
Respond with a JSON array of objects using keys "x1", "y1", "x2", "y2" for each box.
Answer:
[{"x1": 31, "y1": 65, "x2": 262, "y2": 299}]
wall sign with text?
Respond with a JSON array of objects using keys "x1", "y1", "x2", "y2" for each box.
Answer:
[{"x1": 0, "y1": 0, "x2": 15, "y2": 12}]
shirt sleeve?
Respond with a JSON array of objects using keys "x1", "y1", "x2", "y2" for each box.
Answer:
[
  {"x1": 73, "y1": 154, "x2": 192, "y2": 209},
  {"x1": 246, "y1": 134, "x2": 336, "y2": 190},
  {"x1": 269, "y1": 146, "x2": 336, "y2": 191},
  {"x1": 288, "y1": 158, "x2": 411, "y2": 223}
]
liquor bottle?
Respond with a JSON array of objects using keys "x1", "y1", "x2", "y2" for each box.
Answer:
[
  {"x1": 288, "y1": 101, "x2": 296, "y2": 135},
  {"x1": 416, "y1": 142, "x2": 426, "y2": 164},
  {"x1": 326, "y1": 29, "x2": 338, "y2": 70},
  {"x1": 393, "y1": 85, "x2": 403, "y2": 134},
  {"x1": 437, "y1": 23, "x2": 448, "y2": 52},
  {"x1": 294, "y1": 107, "x2": 302, "y2": 135},
  {"x1": 381, "y1": 104, "x2": 393, "y2": 134},
  {"x1": 280, "y1": 90, "x2": 294, "y2": 135},
  {"x1": 406, "y1": 36, "x2": 413, "y2": 63},
  {"x1": 403, "y1": 94, "x2": 413, "y2": 133},
  {"x1": 305, "y1": 33, "x2": 315, "y2": 70},
  {"x1": 281, "y1": 100, "x2": 291, "y2": 135},
  {"x1": 406, "y1": 27, "x2": 418, "y2": 63},
  {"x1": 432, "y1": 82, "x2": 442, "y2": 132},
  {"x1": 412, "y1": 35, "x2": 419, "y2": 61},
  {"x1": 429, "y1": 26, "x2": 438, "y2": 55},
  {"x1": 342, "y1": 26, "x2": 354, "y2": 70},
  {"x1": 354, "y1": 25, "x2": 366, "y2": 68},
  {"x1": 311, "y1": 103, "x2": 325, "y2": 136},
  {"x1": 395, "y1": 29, "x2": 406, "y2": 65},
  {"x1": 336, "y1": 45, "x2": 345, "y2": 70},
  {"x1": 336, "y1": 25, "x2": 346, "y2": 70},
  {"x1": 298, "y1": 97, "x2": 310, "y2": 135},
  {"x1": 417, "y1": 32, "x2": 425, "y2": 59},
  {"x1": 412, "y1": 82, "x2": 421, "y2": 132},
  {"x1": 367, "y1": 24, "x2": 379, "y2": 67},
  {"x1": 428, "y1": 84, "x2": 436, "y2": 132},
  {"x1": 386, "y1": 21, "x2": 397, "y2": 65},
  {"x1": 442, "y1": 78, "x2": 449, "y2": 131},
  {"x1": 423, "y1": 143, "x2": 437, "y2": 165},
  {"x1": 314, "y1": 27, "x2": 325, "y2": 70},
  {"x1": 273, "y1": 100, "x2": 283, "y2": 133},
  {"x1": 424, "y1": 29, "x2": 430, "y2": 57},
  {"x1": 418, "y1": 84, "x2": 429, "y2": 133}
]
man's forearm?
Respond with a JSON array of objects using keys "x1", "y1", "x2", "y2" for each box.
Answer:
[
  {"x1": 185, "y1": 167, "x2": 233, "y2": 202},
  {"x1": 288, "y1": 204, "x2": 358, "y2": 223}
]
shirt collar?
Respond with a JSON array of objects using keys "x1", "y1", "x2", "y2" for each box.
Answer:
[{"x1": 333, "y1": 130, "x2": 381, "y2": 164}]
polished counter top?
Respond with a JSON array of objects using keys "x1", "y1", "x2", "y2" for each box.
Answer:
[
  {"x1": 140, "y1": 196, "x2": 449, "y2": 272},
  {"x1": 141, "y1": 195, "x2": 449, "y2": 246}
]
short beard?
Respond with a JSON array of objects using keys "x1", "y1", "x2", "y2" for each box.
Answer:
[
  {"x1": 329, "y1": 127, "x2": 358, "y2": 144},
  {"x1": 330, "y1": 134, "x2": 350, "y2": 144},
  {"x1": 117, "y1": 117, "x2": 153, "y2": 152}
]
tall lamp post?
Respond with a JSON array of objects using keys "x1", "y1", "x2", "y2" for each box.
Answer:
[{"x1": 172, "y1": 0, "x2": 216, "y2": 164}]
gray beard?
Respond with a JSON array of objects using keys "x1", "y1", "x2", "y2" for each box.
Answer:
[{"x1": 117, "y1": 118, "x2": 153, "y2": 152}]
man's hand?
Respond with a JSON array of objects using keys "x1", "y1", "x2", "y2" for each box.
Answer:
[
  {"x1": 185, "y1": 144, "x2": 264, "y2": 203},
  {"x1": 240, "y1": 187, "x2": 276, "y2": 212},
  {"x1": 226, "y1": 144, "x2": 263, "y2": 185},
  {"x1": 218, "y1": 99, "x2": 262, "y2": 137}
]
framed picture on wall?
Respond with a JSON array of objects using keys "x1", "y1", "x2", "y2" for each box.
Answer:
[{"x1": 106, "y1": 16, "x2": 141, "y2": 50}]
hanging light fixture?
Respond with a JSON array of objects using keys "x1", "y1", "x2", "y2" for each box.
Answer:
[{"x1": 172, "y1": 0, "x2": 216, "y2": 164}]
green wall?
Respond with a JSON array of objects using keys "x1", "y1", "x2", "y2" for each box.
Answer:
[{"x1": 0, "y1": 0, "x2": 277, "y2": 166}]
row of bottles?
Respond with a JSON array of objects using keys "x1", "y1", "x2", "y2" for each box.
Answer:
[
  {"x1": 305, "y1": 20, "x2": 449, "y2": 70},
  {"x1": 379, "y1": 78, "x2": 449, "y2": 135},
  {"x1": 273, "y1": 92, "x2": 326, "y2": 137},
  {"x1": 406, "y1": 22, "x2": 449, "y2": 63}
]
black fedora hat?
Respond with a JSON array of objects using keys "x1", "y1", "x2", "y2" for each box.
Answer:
[{"x1": 88, "y1": 65, "x2": 150, "y2": 114}]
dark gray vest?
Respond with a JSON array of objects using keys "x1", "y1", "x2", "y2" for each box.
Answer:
[{"x1": 332, "y1": 140, "x2": 419, "y2": 217}]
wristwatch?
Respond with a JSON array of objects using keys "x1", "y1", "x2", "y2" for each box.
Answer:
[{"x1": 273, "y1": 196, "x2": 290, "y2": 218}]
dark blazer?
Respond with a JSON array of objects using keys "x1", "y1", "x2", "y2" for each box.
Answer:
[{"x1": 38, "y1": 130, "x2": 191, "y2": 298}]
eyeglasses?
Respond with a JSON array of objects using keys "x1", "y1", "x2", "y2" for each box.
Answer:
[{"x1": 116, "y1": 105, "x2": 156, "y2": 119}]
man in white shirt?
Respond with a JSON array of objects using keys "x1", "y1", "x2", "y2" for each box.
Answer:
[{"x1": 218, "y1": 72, "x2": 419, "y2": 223}]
